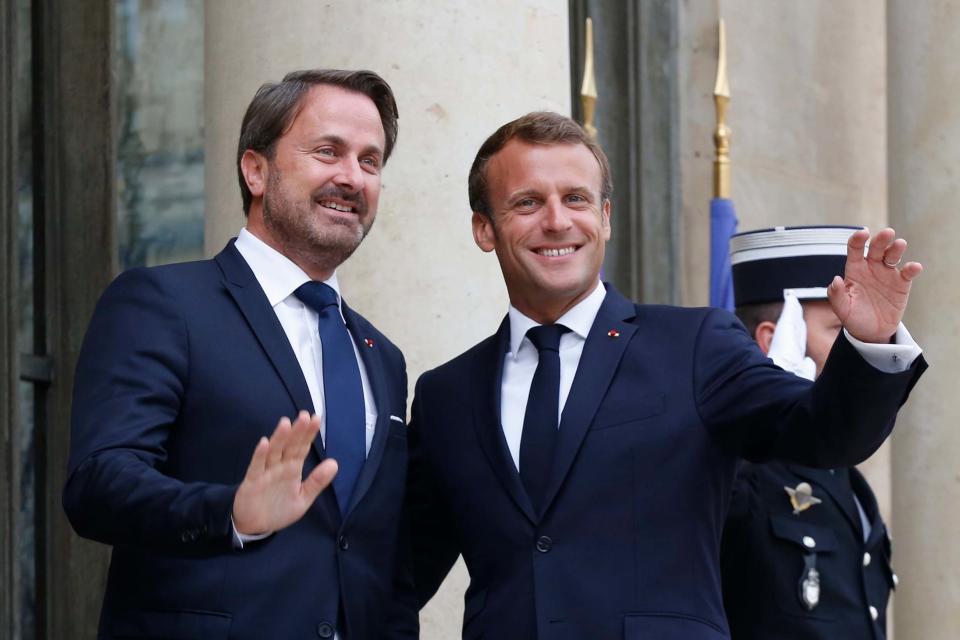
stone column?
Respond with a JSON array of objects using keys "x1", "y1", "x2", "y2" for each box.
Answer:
[
  {"x1": 888, "y1": 1, "x2": 960, "y2": 636},
  {"x1": 204, "y1": 2, "x2": 570, "y2": 637}
]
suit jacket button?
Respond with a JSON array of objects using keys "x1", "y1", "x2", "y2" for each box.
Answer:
[
  {"x1": 536, "y1": 536, "x2": 553, "y2": 553},
  {"x1": 869, "y1": 605, "x2": 879, "y2": 621},
  {"x1": 317, "y1": 621, "x2": 335, "y2": 638},
  {"x1": 863, "y1": 551, "x2": 872, "y2": 567},
  {"x1": 338, "y1": 535, "x2": 349, "y2": 551}
]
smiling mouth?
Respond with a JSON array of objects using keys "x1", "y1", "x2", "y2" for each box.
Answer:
[
  {"x1": 318, "y1": 200, "x2": 356, "y2": 214},
  {"x1": 534, "y1": 246, "x2": 578, "y2": 257}
]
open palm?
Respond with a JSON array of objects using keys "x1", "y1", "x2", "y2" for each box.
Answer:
[
  {"x1": 828, "y1": 228, "x2": 923, "y2": 344},
  {"x1": 233, "y1": 411, "x2": 338, "y2": 536}
]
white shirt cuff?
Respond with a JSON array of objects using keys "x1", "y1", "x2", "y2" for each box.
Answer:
[
  {"x1": 231, "y1": 517, "x2": 273, "y2": 549},
  {"x1": 843, "y1": 323, "x2": 922, "y2": 373}
]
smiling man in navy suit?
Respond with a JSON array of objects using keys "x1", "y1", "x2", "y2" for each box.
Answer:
[
  {"x1": 404, "y1": 112, "x2": 926, "y2": 639},
  {"x1": 64, "y1": 69, "x2": 415, "y2": 639}
]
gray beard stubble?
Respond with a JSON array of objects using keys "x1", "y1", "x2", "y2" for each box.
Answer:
[{"x1": 262, "y1": 168, "x2": 370, "y2": 271}]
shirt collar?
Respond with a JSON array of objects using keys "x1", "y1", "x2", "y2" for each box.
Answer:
[
  {"x1": 507, "y1": 281, "x2": 607, "y2": 356},
  {"x1": 234, "y1": 228, "x2": 341, "y2": 308}
]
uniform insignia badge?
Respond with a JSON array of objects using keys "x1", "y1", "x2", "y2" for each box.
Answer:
[
  {"x1": 799, "y1": 566, "x2": 821, "y2": 610},
  {"x1": 784, "y1": 482, "x2": 822, "y2": 514}
]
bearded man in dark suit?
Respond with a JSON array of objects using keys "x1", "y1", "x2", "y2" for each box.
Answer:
[{"x1": 65, "y1": 69, "x2": 415, "y2": 640}]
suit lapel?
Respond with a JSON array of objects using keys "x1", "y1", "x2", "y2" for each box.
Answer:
[
  {"x1": 340, "y1": 303, "x2": 392, "y2": 519},
  {"x1": 215, "y1": 241, "x2": 341, "y2": 528},
  {"x1": 215, "y1": 242, "x2": 316, "y2": 418},
  {"x1": 472, "y1": 318, "x2": 538, "y2": 524},
  {"x1": 541, "y1": 286, "x2": 637, "y2": 514},
  {"x1": 786, "y1": 464, "x2": 863, "y2": 537}
]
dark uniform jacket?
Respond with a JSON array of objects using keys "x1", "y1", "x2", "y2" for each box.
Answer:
[{"x1": 721, "y1": 461, "x2": 895, "y2": 639}]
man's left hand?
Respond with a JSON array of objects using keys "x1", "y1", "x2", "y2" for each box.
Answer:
[{"x1": 829, "y1": 227, "x2": 923, "y2": 344}]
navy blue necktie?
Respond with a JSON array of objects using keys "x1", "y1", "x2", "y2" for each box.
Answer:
[
  {"x1": 519, "y1": 324, "x2": 570, "y2": 513},
  {"x1": 294, "y1": 282, "x2": 365, "y2": 513}
]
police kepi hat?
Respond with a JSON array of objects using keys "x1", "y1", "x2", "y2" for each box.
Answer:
[{"x1": 729, "y1": 225, "x2": 863, "y2": 306}]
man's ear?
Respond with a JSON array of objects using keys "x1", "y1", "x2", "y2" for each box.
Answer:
[
  {"x1": 472, "y1": 211, "x2": 496, "y2": 253},
  {"x1": 601, "y1": 198, "x2": 611, "y2": 241},
  {"x1": 754, "y1": 320, "x2": 778, "y2": 355},
  {"x1": 240, "y1": 149, "x2": 269, "y2": 199}
]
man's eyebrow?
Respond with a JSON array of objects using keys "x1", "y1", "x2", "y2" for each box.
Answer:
[
  {"x1": 505, "y1": 188, "x2": 541, "y2": 202},
  {"x1": 557, "y1": 185, "x2": 597, "y2": 201},
  {"x1": 304, "y1": 135, "x2": 384, "y2": 157},
  {"x1": 304, "y1": 134, "x2": 347, "y2": 148},
  {"x1": 505, "y1": 184, "x2": 596, "y2": 202}
]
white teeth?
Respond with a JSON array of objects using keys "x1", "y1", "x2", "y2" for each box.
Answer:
[
  {"x1": 320, "y1": 200, "x2": 353, "y2": 212},
  {"x1": 537, "y1": 246, "x2": 576, "y2": 257}
]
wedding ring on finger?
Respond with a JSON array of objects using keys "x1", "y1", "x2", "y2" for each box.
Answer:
[{"x1": 882, "y1": 256, "x2": 902, "y2": 268}]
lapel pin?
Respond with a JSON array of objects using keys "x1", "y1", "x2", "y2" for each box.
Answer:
[
  {"x1": 784, "y1": 482, "x2": 822, "y2": 515},
  {"x1": 364, "y1": 338, "x2": 375, "y2": 348},
  {"x1": 607, "y1": 329, "x2": 620, "y2": 338}
]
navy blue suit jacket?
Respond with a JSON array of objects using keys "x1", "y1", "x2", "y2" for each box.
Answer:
[
  {"x1": 406, "y1": 285, "x2": 925, "y2": 640},
  {"x1": 64, "y1": 242, "x2": 414, "y2": 639}
]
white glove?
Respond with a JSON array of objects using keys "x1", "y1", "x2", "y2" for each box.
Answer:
[{"x1": 767, "y1": 290, "x2": 817, "y2": 381}]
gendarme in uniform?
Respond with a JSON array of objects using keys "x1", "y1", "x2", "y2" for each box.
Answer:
[{"x1": 720, "y1": 226, "x2": 898, "y2": 639}]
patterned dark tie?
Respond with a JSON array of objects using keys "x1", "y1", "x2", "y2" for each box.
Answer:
[
  {"x1": 519, "y1": 324, "x2": 570, "y2": 513},
  {"x1": 294, "y1": 282, "x2": 365, "y2": 514}
]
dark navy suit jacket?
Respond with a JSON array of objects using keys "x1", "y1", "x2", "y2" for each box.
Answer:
[
  {"x1": 405, "y1": 285, "x2": 924, "y2": 640},
  {"x1": 64, "y1": 242, "x2": 414, "y2": 640},
  {"x1": 721, "y1": 462, "x2": 894, "y2": 639}
]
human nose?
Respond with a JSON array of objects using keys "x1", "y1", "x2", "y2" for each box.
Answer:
[
  {"x1": 542, "y1": 197, "x2": 573, "y2": 232},
  {"x1": 334, "y1": 155, "x2": 364, "y2": 192}
]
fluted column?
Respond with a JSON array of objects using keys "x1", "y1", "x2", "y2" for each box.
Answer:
[{"x1": 887, "y1": 1, "x2": 960, "y2": 636}]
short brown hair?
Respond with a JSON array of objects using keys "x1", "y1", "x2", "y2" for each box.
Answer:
[
  {"x1": 468, "y1": 111, "x2": 612, "y2": 217},
  {"x1": 236, "y1": 69, "x2": 399, "y2": 214},
  {"x1": 735, "y1": 301, "x2": 785, "y2": 338}
]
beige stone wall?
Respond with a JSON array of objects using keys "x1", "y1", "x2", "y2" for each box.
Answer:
[
  {"x1": 888, "y1": 1, "x2": 960, "y2": 636},
  {"x1": 203, "y1": 2, "x2": 570, "y2": 637},
  {"x1": 677, "y1": 2, "x2": 718, "y2": 309},
  {"x1": 722, "y1": 1, "x2": 888, "y2": 233}
]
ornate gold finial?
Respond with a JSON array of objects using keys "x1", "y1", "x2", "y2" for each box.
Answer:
[
  {"x1": 713, "y1": 19, "x2": 731, "y2": 199},
  {"x1": 581, "y1": 17, "x2": 598, "y2": 140}
]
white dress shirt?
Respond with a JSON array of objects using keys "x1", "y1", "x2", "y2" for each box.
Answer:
[
  {"x1": 500, "y1": 281, "x2": 922, "y2": 472},
  {"x1": 231, "y1": 229, "x2": 377, "y2": 550},
  {"x1": 235, "y1": 228, "x2": 378, "y2": 445}
]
